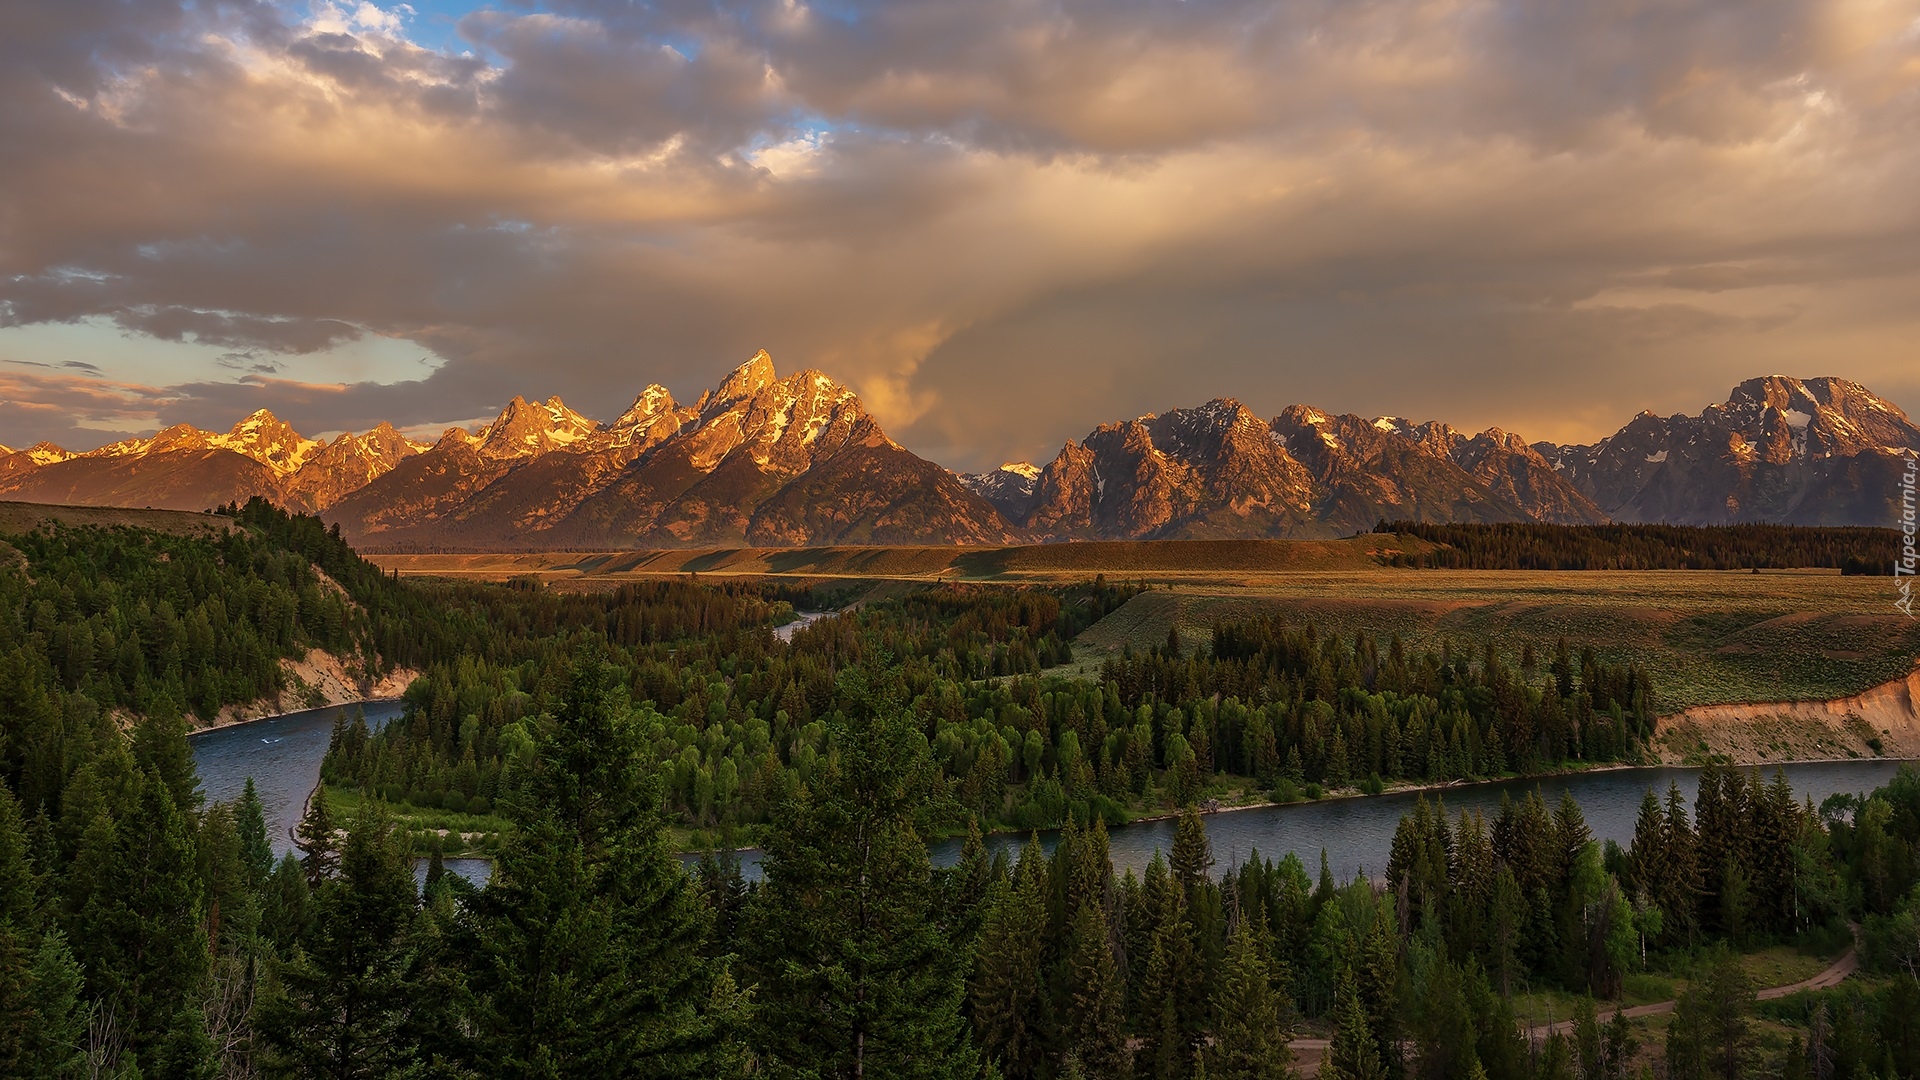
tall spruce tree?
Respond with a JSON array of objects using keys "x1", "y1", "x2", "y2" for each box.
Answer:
[
  {"x1": 293, "y1": 782, "x2": 339, "y2": 888},
  {"x1": 461, "y1": 653, "x2": 736, "y2": 1078},
  {"x1": 70, "y1": 764, "x2": 209, "y2": 1057},
  {"x1": 972, "y1": 839, "x2": 1050, "y2": 1079},
  {"x1": 1061, "y1": 900, "x2": 1130, "y2": 1079},
  {"x1": 1323, "y1": 974, "x2": 1386, "y2": 1080},
  {"x1": 743, "y1": 668, "x2": 979, "y2": 1080},
  {"x1": 1138, "y1": 883, "x2": 1205, "y2": 1080},
  {"x1": 1205, "y1": 914, "x2": 1293, "y2": 1080},
  {"x1": 257, "y1": 803, "x2": 421, "y2": 1079}
]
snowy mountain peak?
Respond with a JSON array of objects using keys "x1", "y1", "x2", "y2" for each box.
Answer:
[
  {"x1": 210, "y1": 408, "x2": 320, "y2": 475},
  {"x1": 614, "y1": 384, "x2": 679, "y2": 429},
  {"x1": 708, "y1": 350, "x2": 778, "y2": 411},
  {"x1": 475, "y1": 395, "x2": 599, "y2": 459}
]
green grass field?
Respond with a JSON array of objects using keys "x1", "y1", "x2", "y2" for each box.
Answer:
[
  {"x1": 1067, "y1": 571, "x2": 1920, "y2": 712},
  {"x1": 326, "y1": 787, "x2": 510, "y2": 857}
]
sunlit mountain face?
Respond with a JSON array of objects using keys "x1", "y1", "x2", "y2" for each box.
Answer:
[
  {"x1": 6, "y1": 356, "x2": 1913, "y2": 545},
  {"x1": 1, "y1": 0, "x2": 1917, "y2": 475}
]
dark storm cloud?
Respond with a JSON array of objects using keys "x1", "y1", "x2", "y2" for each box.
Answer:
[{"x1": 0, "y1": 0, "x2": 1915, "y2": 462}]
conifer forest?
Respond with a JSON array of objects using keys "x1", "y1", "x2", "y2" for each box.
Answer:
[{"x1": 2, "y1": 503, "x2": 1918, "y2": 1079}]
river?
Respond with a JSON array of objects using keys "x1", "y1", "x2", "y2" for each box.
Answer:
[
  {"x1": 774, "y1": 610, "x2": 832, "y2": 642},
  {"x1": 189, "y1": 705, "x2": 1910, "y2": 888}
]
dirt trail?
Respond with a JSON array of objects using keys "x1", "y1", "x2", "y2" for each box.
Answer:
[
  {"x1": 1655, "y1": 664, "x2": 1920, "y2": 764},
  {"x1": 1290, "y1": 943, "x2": 1860, "y2": 1076}
]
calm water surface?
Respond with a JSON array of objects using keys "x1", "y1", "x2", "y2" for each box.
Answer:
[
  {"x1": 927, "y1": 759, "x2": 1912, "y2": 882},
  {"x1": 191, "y1": 708, "x2": 1908, "y2": 888},
  {"x1": 190, "y1": 701, "x2": 406, "y2": 859}
]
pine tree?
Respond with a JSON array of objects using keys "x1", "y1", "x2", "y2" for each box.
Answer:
[
  {"x1": 1603, "y1": 1004, "x2": 1636, "y2": 1080},
  {"x1": 71, "y1": 765, "x2": 209, "y2": 1056},
  {"x1": 1323, "y1": 974, "x2": 1385, "y2": 1080},
  {"x1": 236, "y1": 778, "x2": 275, "y2": 891},
  {"x1": 150, "y1": 1007, "x2": 219, "y2": 1080},
  {"x1": 1206, "y1": 916, "x2": 1293, "y2": 1080},
  {"x1": 0, "y1": 786, "x2": 35, "y2": 1076},
  {"x1": 293, "y1": 782, "x2": 339, "y2": 887},
  {"x1": 257, "y1": 803, "x2": 421, "y2": 1079},
  {"x1": 1061, "y1": 900, "x2": 1131, "y2": 1079},
  {"x1": 260, "y1": 852, "x2": 311, "y2": 950},
  {"x1": 463, "y1": 654, "x2": 735, "y2": 1078},
  {"x1": 25, "y1": 930, "x2": 88, "y2": 1078},
  {"x1": 973, "y1": 840, "x2": 1050, "y2": 1079},
  {"x1": 1356, "y1": 906, "x2": 1400, "y2": 1070},
  {"x1": 1139, "y1": 884, "x2": 1205, "y2": 1080},
  {"x1": 1170, "y1": 807, "x2": 1214, "y2": 898},
  {"x1": 1665, "y1": 945, "x2": 1752, "y2": 1080},
  {"x1": 743, "y1": 670, "x2": 979, "y2": 1080}
]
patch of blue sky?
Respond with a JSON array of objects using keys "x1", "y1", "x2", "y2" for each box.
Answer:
[{"x1": 0, "y1": 319, "x2": 447, "y2": 394}]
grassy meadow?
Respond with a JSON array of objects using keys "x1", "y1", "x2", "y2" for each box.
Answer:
[
  {"x1": 1065, "y1": 571, "x2": 1920, "y2": 713},
  {"x1": 369, "y1": 539, "x2": 1920, "y2": 713}
]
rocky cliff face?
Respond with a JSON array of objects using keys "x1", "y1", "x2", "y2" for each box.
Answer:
[
  {"x1": 329, "y1": 352, "x2": 1014, "y2": 549},
  {"x1": 1542, "y1": 376, "x2": 1920, "y2": 525},
  {"x1": 2, "y1": 368, "x2": 1911, "y2": 542},
  {"x1": 1018, "y1": 400, "x2": 1319, "y2": 539}
]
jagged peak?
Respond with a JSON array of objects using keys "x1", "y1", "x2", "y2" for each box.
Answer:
[
  {"x1": 614, "y1": 384, "x2": 679, "y2": 428},
  {"x1": 997, "y1": 462, "x2": 1041, "y2": 479},
  {"x1": 707, "y1": 350, "x2": 778, "y2": 410},
  {"x1": 474, "y1": 393, "x2": 598, "y2": 458},
  {"x1": 1274, "y1": 404, "x2": 1331, "y2": 426}
]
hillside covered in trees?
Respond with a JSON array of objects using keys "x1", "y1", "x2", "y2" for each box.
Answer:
[
  {"x1": 3, "y1": 503, "x2": 1918, "y2": 1078},
  {"x1": 1375, "y1": 521, "x2": 1903, "y2": 572}
]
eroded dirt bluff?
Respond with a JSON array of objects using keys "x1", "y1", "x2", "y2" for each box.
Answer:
[
  {"x1": 204, "y1": 649, "x2": 419, "y2": 729},
  {"x1": 1655, "y1": 662, "x2": 1920, "y2": 764}
]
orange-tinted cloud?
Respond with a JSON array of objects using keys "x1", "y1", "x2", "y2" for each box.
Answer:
[{"x1": 0, "y1": 0, "x2": 1915, "y2": 465}]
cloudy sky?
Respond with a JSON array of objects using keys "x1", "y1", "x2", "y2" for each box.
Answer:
[{"x1": 2, "y1": 0, "x2": 1917, "y2": 470}]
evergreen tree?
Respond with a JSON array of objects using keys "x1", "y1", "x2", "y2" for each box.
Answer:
[
  {"x1": 1406, "y1": 947, "x2": 1476, "y2": 1080},
  {"x1": 972, "y1": 840, "x2": 1050, "y2": 1079},
  {"x1": 236, "y1": 778, "x2": 275, "y2": 891},
  {"x1": 26, "y1": 930, "x2": 89, "y2": 1078},
  {"x1": 71, "y1": 765, "x2": 209, "y2": 1055},
  {"x1": 257, "y1": 804, "x2": 421, "y2": 1079},
  {"x1": 261, "y1": 852, "x2": 312, "y2": 951},
  {"x1": 743, "y1": 669, "x2": 979, "y2": 1080},
  {"x1": 1139, "y1": 884, "x2": 1205, "y2": 1080},
  {"x1": 150, "y1": 1007, "x2": 219, "y2": 1080},
  {"x1": 1170, "y1": 807, "x2": 1214, "y2": 898},
  {"x1": 1061, "y1": 900, "x2": 1130, "y2": 1079},
  {"x1": 462, "y1": 654, "x2": 736, "y2": 1078},
  {"x1": 1322, "y1": 974, "x2": 1385, "y2": 1080},
  {"x1": 1206, "y1": 915, "x2": 1293, "y2": 1080},
  {"x1": 0, "y1": 786, "x2": 36, "y2": 1076},
  {"x1": 1665, "y1": 946, "x2": 1752, "y2": 1080},
  {"x1": 293, "y1": 783, "x2": 339, "y2": 887}
]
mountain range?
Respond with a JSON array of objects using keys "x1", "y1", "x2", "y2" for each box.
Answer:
[{"x1": 2, "y1": 355, "x2": 1915, "y2": 548}]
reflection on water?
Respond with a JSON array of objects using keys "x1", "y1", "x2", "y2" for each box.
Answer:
[
  {"x1": 927, "y1": 759, "x2": 1911, "y2": 882},
  {"x1": 190, "y1": 701, "x2": 406, "y2": 859},
  {"x1": 412, "y1": 857, "x2": 494, "y2": 891}
]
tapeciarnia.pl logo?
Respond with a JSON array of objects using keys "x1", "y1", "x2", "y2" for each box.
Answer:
[{"x1": 1899, "y1": 453, "x2": 1917, "y2": 617}]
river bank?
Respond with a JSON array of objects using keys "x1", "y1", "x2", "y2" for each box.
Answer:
[
  {"x1": 1654, "y1": 662, "x2": 1920, "y2": 764},
  {"x1": 187, "y1": 649, "x2": 417, "y2": 734}
]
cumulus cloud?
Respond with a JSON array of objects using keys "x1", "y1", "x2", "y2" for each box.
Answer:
[{"x1": 0, "y1": 0, "x2": 1916, "y2": 464}]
